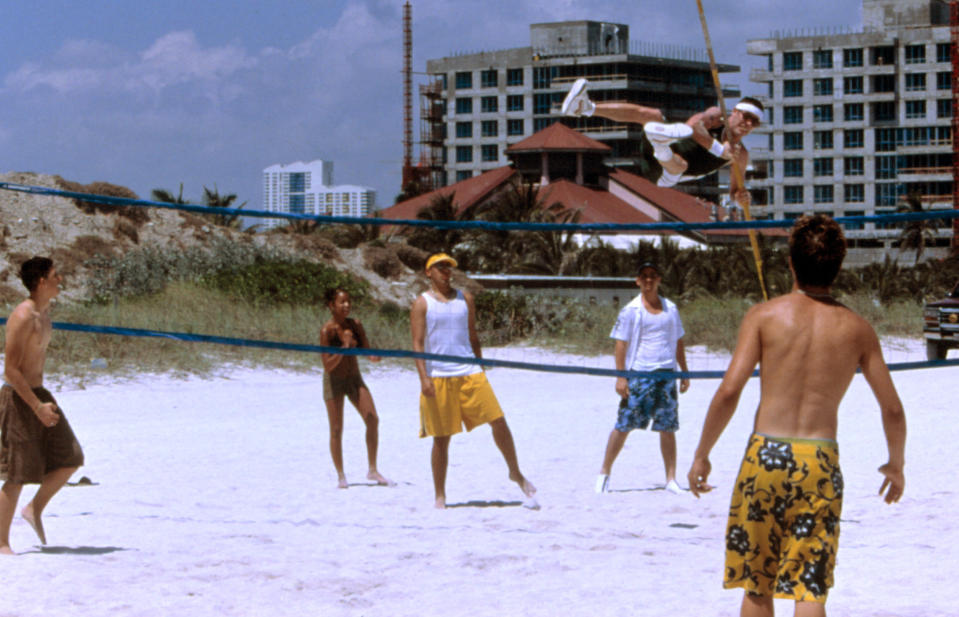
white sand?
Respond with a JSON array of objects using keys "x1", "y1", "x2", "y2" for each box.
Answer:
[{"x1": 0, "y1": 340, "x2": 954, "y2": 616}]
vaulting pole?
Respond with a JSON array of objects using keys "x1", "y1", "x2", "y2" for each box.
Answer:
[{"x1": 695, "y1": 0, "x2": 769, "y2": 301}]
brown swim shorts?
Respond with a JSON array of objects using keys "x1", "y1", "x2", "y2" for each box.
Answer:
[
  {"x1": 322, "y1": 372, "x2": 368, "y2": 401},
  {"x1": 0, "y1": 385, "x2": 84, "y2": 484}
]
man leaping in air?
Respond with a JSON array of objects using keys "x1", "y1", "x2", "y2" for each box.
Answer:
[{"x1": 561, "y1": 78, "x2": 763, "y2": 208}]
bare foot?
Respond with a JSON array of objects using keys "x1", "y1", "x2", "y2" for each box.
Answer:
[
  {"x1": 337, "y1": 476, "x2": 349, "y2": 489},
  {"x1": 367, "y1": 470, "x2": 395, "y2": 487},
  {"x1": 434, "y1": 496, "x2": 446, "y2": 509},
  {"x1": 0, "y1": 545, "x2": 15, "y2": 555},
  {"x1": 21, "y1": 504, "x2": 46, "y2": 545},
  {"x1": 510, "y1": 472, "x2": 537, "y2": 498}
]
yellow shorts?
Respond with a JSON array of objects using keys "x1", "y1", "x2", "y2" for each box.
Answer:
[
  {"x1": 724, "y1": 433, "x2": 843, "y2": 603},
  {"x1": 419, "y1": 372, "x2": 504, "y2": 438}
]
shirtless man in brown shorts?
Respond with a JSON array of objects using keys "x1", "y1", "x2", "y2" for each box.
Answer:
[{"x1": 1, "y1": 257, "x2": 84, "y2": 554}]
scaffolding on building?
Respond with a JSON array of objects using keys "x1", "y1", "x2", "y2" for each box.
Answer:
[{"x1": 951, "y1": 0, "x2": 959, "y2": 253}]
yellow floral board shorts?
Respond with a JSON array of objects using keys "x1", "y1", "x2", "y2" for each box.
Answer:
[
  {"x1": 419, "y1": 372, "x2": 504, "y2": 438},
  {"x1": 724, "y1": 433, "x2": 843, "y2": 603}
]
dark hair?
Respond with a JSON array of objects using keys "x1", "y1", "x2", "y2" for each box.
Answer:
[
  {"x1": 636, "y1": 261, "x2": 661, "y2": 276},
  {"x1": 739, "y1": 96, "x2": 765, "y2": 112},
  {"x1": 19, "y1": 256, "x2": 54, "y2": 292},
  {"x1": 789, "y1": 215, "x2": 846, "y2": 287},
  {"x1": 324, "y1": 287, "x2": 348, "y2": 305}
]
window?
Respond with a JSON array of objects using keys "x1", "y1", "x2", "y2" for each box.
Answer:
[
  {"x1": 455, "y1": 122, "x2": 472, "y2": 138},
  {"x1": 875, "y1": 183, "x2": 899, "y2": 207},
  {"x1": 784, "y1": 159, "x2": 803, "y2": 177},
  {"x1": 814, "y1": 78, "x2": 833, "y2": 96},
  {"x1": 533, "y1": 93, "x2": 552, "y2": 114},
  {"x1": 814, "y1": 130, "x2": 833, "y2": 149},
  {"x1": 783, "y1": 51, "x2": 803, "y2": 70},
  {"x1": 507, "y1": 94, "x2": 524, "y2": 111},
  {"x1": 507, "y1": 118, "x2": 524, "y2": 136},
  {"x1": 875, "y1": 128, "x2": 898, "y2": 151},
  {"x1": 844, "y1": 76, "x2": 863, "y2": 94},
  {"x1": 875, "y1": 155, "x2": 897, "y2": 179},
  {"x1": 813, "y1": 157, "x2": 833, "y2": 176},
  {"x1": 844, "y1": 208, "x2": 865, "y2": 228},
  {"x1": 844, "y1": 103, "x2": 864, "y2": 121},
  {"x1": 814, "y1": 185, "x2": 834, "y2": 204},
  {"x1": 455, "y1": 170, "x2": 473, "y2": 182},
  {"x1": 905, "y1": 73, "x2": 926, "y2": 91},
  {"x1": 871, "y1": 101, "x2": 895, "y2": 122},
  {"x1": 455, "y1": 146, "x2": 472, "y2": 163},
  {"x1": 506, "y1": 68, "x2": 523, "y2": 86},
  {"x1": 844, "y1": 156, "x2": 864, "y2": 175},
  {"x1": 937, "y1": 72, "x2": 951, "y2": 90},
  {"x1": 288, "y1": 172, "x2": 306, "y2": 192},
  {"x1": 872, "y1": 74, "x2": 895, "y2": 92},
  {"x1": 784, "y1": 79, "x2": 803, "y2": 97},
  {"x1": 905, "y1": 100, "x2": 926, "y2": 119},
  {"x1": 455, "y1": 71, "x2": 472, "y2": 89},
  {"x1": 532, "y1": 66, "x2": 553, "y2": 89},
  {"x1": 784, "y1": 186, "x2": 804, "y2": 204},
  {"x1": 871, "y1": 46, "x2": 895, "y2": 65},
  {"x1": 288, "y1": 194, "x2": 305, "y2": 214},
  {"x1": 784, "y1": 132, "x2": 803, "y2": 150},
  {"x1": 767, "y1": 54, "x2": 773, "y2": 70},
  {"x1": 938, "y1": 99, "x2": 953, "y2": 118},
  {"x1": 481, "y1": 144, "x2": 498, "y2": 162},
  {"x1": 938, "y1": 43, "x2": 952, "y2": 63},
  {"x1": 481, "y1": 96, "x2": 498, "y2": 113},
  {"x1": 813, "y1": 49, "x2": 833, "y2": 69},
  {"x1": 455, "y1": 97, "x2": 472, "y2": 114},
  {"x1": 905, "y1": 45, "x2": 925, "y2": 64},
  {"x1": 813, "y1": 104, "x2": 833, "y2": 122},
  {"x1": 844, "y1": 129, "x2": 864, "y2": 148},
  {"x1": 533, "y1": 117, "x2": 552, "y2": 131},
  {"x1": 843, "y1": 48, "x2": 863, "y2": 67},
  {"x1": 480, "y1": 69, "x2": 497, "y2": 88},
  {"x1": 783, "y1": 106, "x2": 803, "y2": 124},
  {"x1": 481, "y1": 120, "x2": 497, "y2": 137},
  {"x1": 844, "y1": 186, "x2": 864, "y2": 203}
]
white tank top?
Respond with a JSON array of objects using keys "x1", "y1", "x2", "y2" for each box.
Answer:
[{"x1": 423, "y1": 290, "x2": 480, "y2": 377}]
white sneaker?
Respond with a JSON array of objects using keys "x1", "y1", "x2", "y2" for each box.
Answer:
[
  {"x1": 644, "y1": 121, "x2": 693, "y2": 145},
  {"x1": 561, "y1": 78, "x2": 595, "y2": 117},
  {"x1": 595, "y1": 474, "x2": 610, "y2": 494},
  {"x1": 665, "y1": 479, "x2": 684, "y2": 495}
]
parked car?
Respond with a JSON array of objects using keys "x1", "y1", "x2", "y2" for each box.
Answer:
[{"x1": 923, "y1": 281, "x2": 959, "y2": 360}]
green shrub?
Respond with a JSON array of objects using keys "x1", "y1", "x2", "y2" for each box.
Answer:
[{"x1": 203, "y1": 258, "x2": 368, "y2": 306}]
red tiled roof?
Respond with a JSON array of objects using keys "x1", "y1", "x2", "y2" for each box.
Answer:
[
  {"x1": 506, "y1": 122, "x2": 611, "y2": 153},
  {"x1": 540, "y1": 179, "x2": 658, "y2": 227},
  {"x1": 381, "y1": 166, "x2": 516, "y2": 219}
]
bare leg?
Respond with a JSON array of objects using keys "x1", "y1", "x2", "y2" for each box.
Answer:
[
  {"x1": 741, "y1": 593, "x2": 774, "y2": 617},
  {"x1": 350, "y1": 387, "x2": 393, "y2": 486},
  {"x1": 794, "y1": 601, "x2": 826, "y2": 617},
  {"x1": 0, "y1": 481, "x2": 23, "y2": 555},
  {"x1": 600, "y1": 429, "x2": 629, "y2": 475},
  {"x1": 661, "y1": 153, "x2": 689, "y2": 176},
  {"x1": 594, "y1": 102, "x2": 664, "y2": 125},
  {"x1": 22, "y1": 465, "x2": 77, "y2": 545},
  {"x1": 489, "y1": 417, "x2": 536, "y2": 498},
  {"x1": 431, "y1": 436, "x2": 451, "y2": 508},
  {"x1": 325, "y1": 396, "x2": 348, "y2": 488},
  {"x1": 659, "y1": 431, "x2": 677, "y2": 483}
]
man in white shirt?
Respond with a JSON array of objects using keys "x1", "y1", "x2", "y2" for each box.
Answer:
[{"x1": 596, "y1": 262, "x2": 689, "y2": 495}]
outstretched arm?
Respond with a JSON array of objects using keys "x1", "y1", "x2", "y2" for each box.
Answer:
[
  {"x1": 688, "y1": 306, "x2": 761, "y2": 497},
  {"x1": 859, "y1": 326, "x2": 906, "y2": 503}
]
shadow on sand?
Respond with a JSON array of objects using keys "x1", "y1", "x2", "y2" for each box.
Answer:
[
  {"x1": 446, "y1": 499, "x2": 524, "y2": 509},
  {"x1": 31, "y1": 545, "x2": 130, "y2": 556}
]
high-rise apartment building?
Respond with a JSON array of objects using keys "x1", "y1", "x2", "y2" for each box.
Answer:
[
  {"x1": 747, "y1": 0, "x2": 954, "y2": 263},
  {"x1": 261, "y1": 160, "x2": 375, "y2": 229},
  {"x1": 423, "y1": 21, "x2": 740, "y2": 201}
]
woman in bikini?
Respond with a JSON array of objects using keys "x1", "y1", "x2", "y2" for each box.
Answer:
[{"x1": 320, "y1": 288, "x2": 392, "y2": 488}]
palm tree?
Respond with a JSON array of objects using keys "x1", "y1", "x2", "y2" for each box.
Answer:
[
  {"x1": 151, "y1": 183, "x2": 188, "y2": 205},
  {"x1": 405, "y1": 192, "x2": 469, "y2": 257},
  {"x1": 896, "y1": 192, "x2": 937, "y2": 265},
  {"x1": 202, "y1": 185, "x2": 246, "y2": 228}
]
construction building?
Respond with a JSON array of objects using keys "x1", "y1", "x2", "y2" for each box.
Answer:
[
  {"x1": 261, "y1": 160, "x2": 376, "y2": 229},
  {"x1": 420, "y1": 20, "x2": 741, "y2": 202},
  {"x1": 747, "y1": 0, "x2": 957, "y2": 264}
]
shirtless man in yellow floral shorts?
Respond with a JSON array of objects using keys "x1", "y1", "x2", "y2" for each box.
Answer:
[{"x1": 687, "y1": 215, "x2": 907, "y2": 617}]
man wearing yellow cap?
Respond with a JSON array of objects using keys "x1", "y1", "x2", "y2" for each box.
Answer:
[{"x1": 410, "y1": 253, "x2": 537, "y2": 509}]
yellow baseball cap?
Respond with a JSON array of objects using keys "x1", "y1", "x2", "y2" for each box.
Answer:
[{"x1": 426, "y1": 253, "x2": 458, "y2": 269}]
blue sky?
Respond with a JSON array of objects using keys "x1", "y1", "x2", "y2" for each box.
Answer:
[{"x1": 0, "y1": 0, "x2": 862, "y2": 212}]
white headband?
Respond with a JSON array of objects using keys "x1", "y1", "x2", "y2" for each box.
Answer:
[{"x1": 735, "y1": 101, "x2": 763, "y2": 121}]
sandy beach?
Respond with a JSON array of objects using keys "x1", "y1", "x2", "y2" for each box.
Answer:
[{"x1": 0, "y1": 339, "x2": 954, "y2": 616}]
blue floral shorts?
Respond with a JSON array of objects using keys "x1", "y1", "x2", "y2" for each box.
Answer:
[{"x1": 614, "y1": 372, "x2": 678, "y2": 433}]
